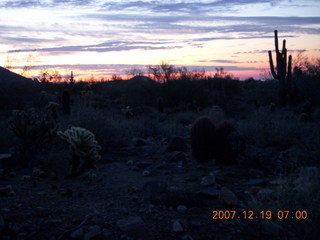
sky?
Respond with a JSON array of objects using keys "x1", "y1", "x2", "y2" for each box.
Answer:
[{"x1": 0, "y1": 0, "x2": 320, "y2": 80}]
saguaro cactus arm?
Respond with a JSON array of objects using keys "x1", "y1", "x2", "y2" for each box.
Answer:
[{"x1": 268, "y1": 50, "x2": 277, "y2": 79}]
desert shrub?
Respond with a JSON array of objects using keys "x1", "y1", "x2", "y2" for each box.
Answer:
[
  {"x1": 171, "y1": 111, "x2": 198, "y2": 126},
  {"x1": 160, "y1": 79, "x2": 211, "y2": 110},
  {"x1": 0, "y1": 79, "x2": 38, "y2": 110},
  {"x1": 295, "y1": 124, "x2": 320, "y2": 165},
  {"x1": 117, "y1": 112, "x2": 187, "y2": 140},
  {"x1": 237, "y1": 107, "x2": 301, "y2": 149},
  {"x1": 0, "y1": 114, "x2": 14, "y2": 152},
  {"x1": 122, "y1": 78, "x2": 160, "y2": 106},
  {"x1": 61, "y1": 105, "x2": 122, "y2": 152},
  {"x1": 296, "y1": 75, "x2": 320, "y2": 106},
  {"x1": 248, "y1": 174, "x2": 320, "y2": 239},
  {"x1": 201, "y1": 105, "x2": 225, "y2": 123},
  {"x1": 34, "y1": 145, "x2": 69, "y2": 175}
]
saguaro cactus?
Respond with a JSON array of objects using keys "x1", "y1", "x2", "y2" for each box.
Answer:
[
  {"x1": 268, "y1": 30, "x2": 292, "y2": 105},
  {"x1": 70, "y1": 71, "x2": 74, "y2": 84}
]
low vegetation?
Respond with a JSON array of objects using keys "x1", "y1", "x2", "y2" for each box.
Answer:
[{"x1": 0, "y1": 31, "x2": 320, "y2": 239}]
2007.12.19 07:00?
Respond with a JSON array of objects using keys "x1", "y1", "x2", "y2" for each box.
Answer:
[{"x1": 212, "y1": 210, "x2": 308, "y2": 220}]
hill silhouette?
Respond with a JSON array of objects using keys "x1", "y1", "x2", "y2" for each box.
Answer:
[{"x1": 0, "y1": 66, "x2": 32, "y2": 83}]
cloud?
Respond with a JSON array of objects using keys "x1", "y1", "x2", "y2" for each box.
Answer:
[
  {"x1": 83, "y1": 12, "x2": 320, "y2": 37},
  {"x1": 8, "y1": 40, "x2": 183, "y2": 53},
  {"x1": 198, "y1": 59, "x2": 241, "y2": 63},
  {"x1": 10, "y1": 63, "x2": 262, "y2": 76},
  {"x1": 234, "y1": 49, "x2": 307, "y2": 55},
  {"x1": 198, "y1": 59, "x2": 265, "y2": 64},
  {"x1": 99, "y1": 0, "x2": 281, "y2": 14},
  {"x1": 0, "y1": 36, "x2": 66, "y2": 44}
]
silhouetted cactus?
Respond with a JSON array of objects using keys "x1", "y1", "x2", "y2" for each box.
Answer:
[
  {"x1": 9, "y1": 108, "x2": 56, "y2": 165},
  {"x1": 268, "y1": 30, "x2": 292, "y2": 105},
  {"x1": 190, "y1": 117, "x2": 244, "y2": 164},
  {"x1": 70, "y1": 71, "x2": 74, "y2": 84},
  {"x1": 213, "y1": 121, "x2": 243, "y2": 165},
  {"x1": 62, "y1": 89, "x2": 70, "y2": 114},
  {"x1": 57, "y1": 126, "x2": 101, "y2": 178},
  {"x1": 190, "y1": 116, "x2": 215, "y2": 163}
]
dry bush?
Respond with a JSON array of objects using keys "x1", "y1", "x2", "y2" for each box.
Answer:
[{"x1": 237, "y1": 107, "x2": 301, "y2": 149}]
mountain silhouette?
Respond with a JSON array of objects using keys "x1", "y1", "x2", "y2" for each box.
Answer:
[{"x1": 0, "y1": 66, "x2": 32, "y2": 83}]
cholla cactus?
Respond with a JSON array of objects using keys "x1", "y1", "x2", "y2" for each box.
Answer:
[
  {"x1": 121, "y1": 106, "x2": 134, "y2": 119},
  {"x1": 57, "y1": 126, "x2": 101, "y2": 177},
  {"x1": 9, "y1": 108, "x2": 56, "y2": 165}
]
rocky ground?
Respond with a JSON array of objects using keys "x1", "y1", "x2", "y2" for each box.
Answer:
[{"x1": 0, "y1": 137, "x2": 319, "y2": 240}]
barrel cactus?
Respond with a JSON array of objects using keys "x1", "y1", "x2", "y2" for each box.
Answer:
[
  {"x1": 190, "y1": 116, "x2": 215, "y2": 163},
  {"x1": 190, "y1": 116, "x2": 244, "y2": 164},
  {"x1": 213, "y1": 121, "x2": 243, "y2": 165},
  {"x1": 57, "y1": 126, "x2": 101, "y2": 177}
]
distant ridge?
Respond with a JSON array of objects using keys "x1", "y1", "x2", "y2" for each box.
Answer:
[
  {"x1": 130, "y1": 75, "x2": 153, "y2": 82},
  {"x1": 0, "y1": 66, "x2": 32, "y2": 82}
]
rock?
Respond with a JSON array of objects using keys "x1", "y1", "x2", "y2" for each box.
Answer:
[
  {"x1": 269, "y1": 179, "x2": 286, "y2": 185},
  {"x1": 0, "y1": 153, "x2": 13, "y2": 171},
  {"x1": 167, "y1": 137, "x2": 188, "y2": 152},
  {"x1": 299, "y1": 167, "x2": 319, "y2": 180},
  {"x1": 21, "y1": 175, "x2": 32, "y2": 182},
  {"x1": 35, "y1": 207, "x2": 52, "y2": 217},
  {"x1": 210, "y1": 225, "x2": 219, "y2": 232},
  {"x1": 219, "y1": 187, "x2": 238, "y2": 206},
  {"x1": 0, "y1": 214, "x2": 4, "y2": 231},
  {"x1": 190, "y1": 220, "x2": 201, "y2": 227},
  {"x1": 91, "y1": 215, "x2": 104, "y2": 225},
  {"x1": 134, "y1": 161, "x2": 153, "y2": 169},
  {"x1": 117, "y1": 216, "x2": 145, "y2": 233},
  {"x1": 44, "y1": 219, "x2": 62, "y2": 225},
  {"x1": 70, "y1": 228, "x2": 84, "y2": 239},
  {"x1": 200, "y1": 175, "x2": 216, "y2": 186},
  {"x1": 60, "y1": 187, "x2": 73, "y2": 197},
  {"x1": 84, "y1": 225, "x2": 101, "y2": 240},
  {"x1": 261, "y1": 220, "x2": 283, "y2": 236},
  {"x1": 144, "y1": 165, "x2": 159, "y2": 176},
  {"x1": 249, "y1": 169, "x2": 264, "y2": 177},
  {"x1": 0, "y1": 153, "x2": 12, "y2": 160},
  {"x1": 32, "y1": 168, "x2": 48, "y2": 178},
  {"x1": 143, "y1": 181, "x2": 168, "y2": 205},
  {"x1": 256, "y1": 188, "x2": 274, "y2": 201},
  {"x1": 102, "y1": 228, "x2": 112, "y2": 238},
  {"x1": 117, "y1": 216, "x2": 151, "y2": 239},
  {"x1": 0, "y1": 185, "x2": 15, "y2": 196},
  {"x1": 182, "y1": 234, "x2": 194, "y2": 240},
  {"x1": 0, "y1": 169, "x2": 5, "y2": 180},
  {"x1": 35, "y1": 191, "x2": 47, "y2": 197},
  {"x1": 172, "y1": 220, "x2": 184, "y2": 233},
  {"x1": 132, "y1": 137, "x2": 148, "y2": 147},
  {"x1": 199, "y1": 187, "x2": 219, "y2": 198},
  {"x1": 177, "y1": 205, "x2": 187, "y2": 214},
  {"x1": 165, "y1": 152, "x2": 187, "y2": 163},
  {"x1": 246, "y1": 178, "x2": 269, "y2": 186}
]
